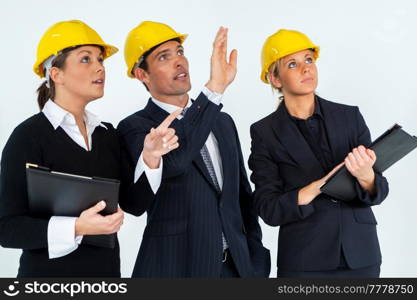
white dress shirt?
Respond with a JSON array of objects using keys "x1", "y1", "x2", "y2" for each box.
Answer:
[{"x1": 42, "y1": 100, "x2": 162, "y2": 259}]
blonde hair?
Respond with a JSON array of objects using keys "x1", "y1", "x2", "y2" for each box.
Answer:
[
  {"x1": 268, "y1": 60, "x2": 281, "y2": 91},
  {"x1": 267, "y1": 60, "x2": 285, "y2": 103}
]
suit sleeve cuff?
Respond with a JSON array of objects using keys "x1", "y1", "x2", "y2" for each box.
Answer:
[
  {"x1": 134, "y1": 151, "x2": 163, "y2": 194},
  {"x1": 294, "y1": 189, "x2": 315, "y2": 219},
  {"x1": 47, "y1": 216, "x2": 83, "y2": 259},
  {"x1": 202, "y1": 86, "x2": 223, "y2": 105},
  {"x1": 354, "y1": 172, "x2": 388, "y2": 205},
  {"x1": 298, "y1": 202, "x2": 315, "y2": 218}
]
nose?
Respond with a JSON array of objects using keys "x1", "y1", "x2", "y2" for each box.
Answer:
[
  {"x1": 95, "y1": 60, "x2": 104, "y2": 73},
  {"x1": 175, "y1": 55, "x2": 187, "y2": 69},
  {"x1": 96, "y1": 65, "x2": 104, "y2": 73},
  {"x1": 302, "y1": 63, "x2": 310, "y2": 74}
]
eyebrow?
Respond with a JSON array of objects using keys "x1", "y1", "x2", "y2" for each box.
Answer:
[
  {"x1": 77, "y1": 50, "x2": 104, "y2": 56},
  {"x1": 283, "y1": 53, "x2": 312, "y2": 64},
  {"x1": 283, "y1": 57, "x2": 295, "y2": 65},
  {"x1": 154, "y1": 45, "x2": 184, "y2": 59}
]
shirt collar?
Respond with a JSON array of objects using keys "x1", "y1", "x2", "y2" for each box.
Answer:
[
  {"x1": 84, "y1": 109, "x2": 107, "y2": 129},
  {"x1": 151, "y1": 96, "x2": 191, "y2": 119},
  {"x1": 286, "y1": 96, "x2": 323, "y2": 121},
  {"x1": 42, "y1": 100, "x2": 107, "y2": 130}
]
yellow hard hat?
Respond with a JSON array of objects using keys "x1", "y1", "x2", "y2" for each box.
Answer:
[
  {"x1": 260, "y1": 29, "x2": 320, "y2": 83},
  {"x1": 124, "y1": 21, "x2": 188, "y2": 78},
  {"x1": 33, "y1": 20, "x2": 118, "y2": 78}
]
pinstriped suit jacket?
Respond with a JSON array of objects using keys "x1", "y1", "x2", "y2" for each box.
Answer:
[{"x1": 117, "y1": 93, "x2": 271, "y2": 278}]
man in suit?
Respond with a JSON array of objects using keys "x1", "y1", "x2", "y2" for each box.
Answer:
[{"x1": 117, "y1": 21, "x2": 270, "y2": 277}]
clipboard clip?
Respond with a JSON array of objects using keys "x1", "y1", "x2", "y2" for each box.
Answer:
[{"x1": 26, "y1": 163, "x2": 50, "y2": 171}]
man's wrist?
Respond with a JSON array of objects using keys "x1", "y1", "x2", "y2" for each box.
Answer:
[
  {"x1": 205, "y1": 80, "x2": 225, "y2": 94},
  {"x1": 143, "y1": 150, "x2": 161, "y2": 169}
]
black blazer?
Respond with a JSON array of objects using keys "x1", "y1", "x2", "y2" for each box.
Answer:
[
  {"x1": 248, "y1": 96, "x2": 389, "y2": 272},
  {"x1": 0, "y1": 114, "x2": 152, "y2": 277},
  {"x1": 117, "y1": 93, "x2": 270, "y2": 278}
]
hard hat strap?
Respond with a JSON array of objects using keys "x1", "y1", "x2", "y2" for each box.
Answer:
[
  {"x1": 131, "y1": 56, "x2": 144, "y2": 75},
  {"x1": 42, "y1": 46, "x2": 74, "y2": 86},
  {"x1": 43, "y1": 55, "x2": 57, "y2": 88},
  {"x1": 137, "y1": 55, "x2": 145, "y2": 67}
]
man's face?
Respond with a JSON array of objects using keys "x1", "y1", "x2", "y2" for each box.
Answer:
[{"x1": 141, "y1": 40, "x2": 191, "y2": 98}]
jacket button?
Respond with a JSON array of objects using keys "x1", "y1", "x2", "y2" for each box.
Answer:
[{"x1": 331, "y1": 199, "x2": 339, "y2": 203}]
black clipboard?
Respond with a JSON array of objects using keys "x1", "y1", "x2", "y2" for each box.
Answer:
[
  {"x1": 320, "y1": 124, "x2": 417, "y2": 202},
  {"x1": 26, "y1": 163, "x2": 120, "y2": 248}
]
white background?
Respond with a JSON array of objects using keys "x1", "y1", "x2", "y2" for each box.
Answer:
[{"x1": 1, "y1": 0, "x2": 416, "y2": 277}]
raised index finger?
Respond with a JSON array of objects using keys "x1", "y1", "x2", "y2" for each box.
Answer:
[{"x1": 157, "y1": 109, "x2": 182, "y2": 130}]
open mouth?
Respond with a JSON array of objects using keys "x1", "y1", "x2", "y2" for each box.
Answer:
[
  {"x1": 92, "y1": 79, "x2": 104, "y2": 84},
  {"x1": 174, "y1": 72, "x2": 188, "y2": 80}
]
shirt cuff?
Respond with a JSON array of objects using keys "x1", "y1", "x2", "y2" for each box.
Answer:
[
  {"x1": 47, "y1": 216, "x2": 83, "y2": 259},
  {"x1": 202, "y1": 86, "x2": 223, "y2": 105},
  {"x1": 134, "y1": 151, "x2": 163, "y2": 194}
]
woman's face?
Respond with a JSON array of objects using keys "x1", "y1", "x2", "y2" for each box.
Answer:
[
  {"x1": 270, "y1": 49, "x2": 318, "y2": 98},
  {"x1": 53, "y1": 45, "x2": 105, "y2": 103}
]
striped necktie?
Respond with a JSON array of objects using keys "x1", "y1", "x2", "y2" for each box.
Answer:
[{"x1": 181, "y1": 107, "x2": 229, "y2": 251}]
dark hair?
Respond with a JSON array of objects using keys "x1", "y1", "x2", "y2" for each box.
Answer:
[
  {"x1": 36, "y1": 44, "x2": 104, "y2": 110},
  {"x1": 134, "y1": 38, "x2": 181, "y2": 91},
  {"x1": 36, "y1": 50, "x2": 70, "y2": 110}
]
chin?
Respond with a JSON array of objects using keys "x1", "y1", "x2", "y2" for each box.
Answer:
[
  {"x1": 88, "y1": 94, "x2": 104, "y2": 102},
  {"x1": 96, "y1": 91, "x2": 105, "y2": 98},
  {"x1": 303, "y1": 89, "x2": 316, "y2": 95},
  {"x1": 297, "y1": 86, "x2": 316, "y2": 95},
  {"x1": 174, "y1": 85, "x2": 191, "y2": 95},
  {"x1": 185, "y1": 82, "x2": 192, "y2": 92}
]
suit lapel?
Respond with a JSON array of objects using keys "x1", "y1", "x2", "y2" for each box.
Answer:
[
  {"x1": 144, "y1": 98, "x2": 222, "y2": 194},
  {"x1": 318, "y1": 97, "x2": 350, "y2": 164},
  {"x1": 193, "y1": 118, "x2": 230, "y2": 195},
  {"x1": 211, "y1": 119, "x2": 231, "y2": 192},
  {"x1": 193, "y1": 117, "x2": 229, "y2": 192},
  {"x1": 271, "y1": 102, "x2": 325, "y2": 175},
  {"x1": 193, "y1": 155, "x2": 221, "y2": 194},
  {"x1": 142, "y1": 99, "x2": 214, "y2": 189},
  {"x1": 143, "y1": 98, "x2": 177, "y2": 125}
]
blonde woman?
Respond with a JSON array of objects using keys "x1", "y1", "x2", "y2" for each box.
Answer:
[{"x1": 249, "y1": 29, "x2": 389, "y2": 277}]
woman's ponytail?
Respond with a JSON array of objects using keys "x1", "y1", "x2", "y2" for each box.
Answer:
[{"x1": 36, "y1": 80, "x2": 52, "y2": 110}]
